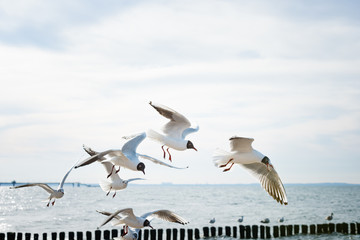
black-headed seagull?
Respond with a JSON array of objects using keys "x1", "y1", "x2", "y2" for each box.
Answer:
[
  {"x1": 147, "y1": 101, "x2": 199, "y2": 161},
  {"x1": 75, "y1": 132, "x2": 187, "y2": 176},
  {"x1": 10, "y1": 160, "x2": 77, "y2": 206},
  {"x1": 213, "y1": 136, "x2": 288, "y2": 205},
  {"x1": 97, "y1": 208, "x2": 188, "y2": 236},
  {"x1": 82, "y1": 145, "x2": 144, "y2": 198}
]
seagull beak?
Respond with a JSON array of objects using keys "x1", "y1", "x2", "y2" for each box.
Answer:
[
  {"x1": 142, "y1": 170, "x2": 145, "y2": 175},
  {"x1": 149, "y1": 225, "x2": 154, "y2": 229},
  {"x1": 193, "y1": 147, "x2": 197, "y2": 151}
]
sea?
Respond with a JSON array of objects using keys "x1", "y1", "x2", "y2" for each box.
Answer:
[{"x1": 0, "y1": 184, "x2": 359, "y2": 240}]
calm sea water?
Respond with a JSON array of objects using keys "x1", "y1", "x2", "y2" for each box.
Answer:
[{"x1": 1, "y1": 184, "x2": 359, "y2": 240}]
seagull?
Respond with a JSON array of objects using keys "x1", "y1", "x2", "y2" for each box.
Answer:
[
  {"x1": 260, "y1": 218, "x2": 270, "y2": 224},
  {"x1": 97, "y1": 208, "x2": 188, "y2": 236},
  {"x1": 147, "y1": 101, "x2": 199, "y2": 161},
  {"x1": 75, "y1": 132, "x2": 187, "y2": 176},
  {"x1": 83, "y1": 145, "x2": 145, "y2": 198},
  {"x1": 10, "y1": 160, "x2": 77, "y2": 206},
  {"x1": 326, "y1": 213, "x2": 333, "y2": 221},
  {"x1": 278, "y1": 217, "x2": 285, "y2": 223},
  {"x1": 213, "y1": 136, "x2": 288, "y2": 205},
  {"x1": 237, "y1": 216, "x2": 244, "y2": 223},
  {"x1": 97, "y1": 210, "x2": 139, "y2": 240},
  {"x1": 209, "y1": 218, "x2": 216, "y2": 224}
]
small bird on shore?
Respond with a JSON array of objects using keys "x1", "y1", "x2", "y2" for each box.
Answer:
[
  {"x1": 147, "y1": 101, "x2": 199, "y2": 161},
  {"x1": 260, "y1": 218, "x2": 270, "y2": 224},
  {"x1": 10, "y1": 160, "x2": 77, "y2": 206},
  {"x1": 97, "y1": 208, "x2": 188, "y2": 236},
  {"x1": 278, "y1": 217, "x2": 285, "y2": 223},
  {"x1": 326, "y1": 213, "x2": 333, "y2": 221},
  {"x1": 209, "y1": 218, "x2": 216, "y2": 224},
  {"x1": 237, "y1": 216, "x2": 244, "y2": 223},
  {"x1": 213, "y1": 136, "x2": 288, "y2": 205}
]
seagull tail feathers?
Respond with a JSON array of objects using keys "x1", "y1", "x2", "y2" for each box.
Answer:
[
  {"x1": 212, "y1": 148, "x2": 231, "y2": 167},
  {"x1": 99, "y1": 180, "x2": 112, "y2": 193}
]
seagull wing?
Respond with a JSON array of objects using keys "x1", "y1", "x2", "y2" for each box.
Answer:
[
  {"x1": 229, "y1": 136, "x2": 254, "y2": 152},
  {"x1": 240, "y1": 162, "x2": 288, "y2": 205},
  {"x1": 138, "y1": 154, "x2": 188, "y2": 169},
  {"x1": 11, "y1": 183, "x2": 55, "y2": 194},
  {"x1": 149, "y1": 101, "x2": 191, "y2": 139},
  {"x1": 124, "y1": 178, "x2": 145, "y2": 184},
  {"x1": 141, "y1": 210, "x2": 189, "y2": 225},
  {"x1": 83, "y1": 145, "x2": 99, "y2": 156},
  {"x1": 182, "y1": 125, "x2": 199, "y2": 139},
  {"x1": 98, "y1": 208, "x2": 136, "y2": 228},
  {"x1": 101, "y1": 162, "x2": 121, "y2": 181},
  {"x1": 121, "y1": 132, "x2": 146, "y2": 156},
  {"x1": 96, "y1": 210, "x2": 122, "y2": 220},
  {"x1": 75, "y1": 150, "x2": 115, "y2": 168},
  {"x1": 58, "y1": 159, "x2": 78, "y2": 190}
]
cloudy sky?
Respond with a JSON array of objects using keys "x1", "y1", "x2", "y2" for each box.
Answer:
[{"x1": 1, "y1": 0, "x2": 359, "y2": 185}]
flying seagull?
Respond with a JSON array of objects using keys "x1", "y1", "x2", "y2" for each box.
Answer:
[
  {"x1": 213, "y1": 136, "x2": 288, "y2": 205},
  {"x1": 83, "y1": 145, "x2": 144, "y2": 198},
  {"x1": 76, "y1": 132, "x2": 187, "y2": 176},
  {"x1": 97, "y1": 208, "x2": 188, "y2": 236},
  {"x1": 10, "y1": 160, "x2": 77, "y2": 206},
  {"x1": 147, "y1": 101, "x2": 199, "y2": 161}
]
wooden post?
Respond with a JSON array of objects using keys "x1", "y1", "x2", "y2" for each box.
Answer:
[
  {"x1": 232, "y1": 226, "x2": 237, "y2": 238},
  {"x1": 239, "y1": 225, "x2": 245, "y2": 239},
  {"x1": 336, "y1": 223, "x2": 343, "y2": 233},
  {"x1": 104, "y1": 230, "x2": 110, "y2": 240},
  {"x1": 179, "y1": 229, "x2": 185, "y2": 240},
  {"x1": 158, "y1": 229, "x2": 164, "y2": 240},
  {"x1": 350, "y1": 223, "x2": 356, "y2": 234},
  {"x1": 317, "y1": 224, "x2": 323, "y2": 234},
  {"x1": 342, "y1": 223, "x2": 349, "y2": 234},
  {"x1": 329, "y1": 223, "x2": 335, "y2": 233},
  {"x1": 59, "y1": 232, "x2": 65, "y2": 240},
  {"x1": 86, "y1": 231, "x2": 91, "y2": 240},
  {"x1": 144, "y1": 229, "x2": 149, "y2": 240},
  {"x1": 357, "y1": 223, "x2": 360, "y2": 234},
  {"x1": 50, "y1": 233, "x2": 56, "y2": 240},
  {"x1": 34, "y1": 234, "x2": 39, "y2": 240},
  {"x1": 310, "y1": 224, "x2": 316, "y2": 234},
  {"x1": 217, "y1": 227, "x2": 223, "y2": 236},
  {"x1": 0, "y1": 233, "x2": 5, "y2": 240},
  {"x1": 166, "y1": 229, "x2": 171, "y2": 240},
  {"x1": 287, "y1": 225, "x2": 293, "y2": 236},
  {"x1": 139, "y1": 230, "x2": 143, "y2": 240},
  {"x1": 187, "y1": 229, "x2": 193, "y2": 240},
  {"x1": 95, "y1": 230, "x2": 101, "y2": 240},
  {"x1": 280, "y1": 225, "x2": 286, "y2": 237},
  {"x1": 172, "y1": 228, "x2": 178, "y2": 240},
  {"x1": 77, "y1": 232, "x2": 83, "y2": 240},
  {"x1": 69, "y1": 232, "x2": 75, "y2": 240},
  {"x1": 210, "y1": 227, "x2": 216, "y2": 237},
  {"x1": 273, "y1": 226, "x2": 279, "y2": 238},
  {"x1": 225, "y1": 226, "x2": 231, "y2": 237},
  {"x1": 150, "y1": 229, "x2": 156, "y2": 240},
  {"x1": 294, "y1": 225, "x2": 300, "y2": 234},
  {"x1": 260, "y1": 225, "x2": 265, "y2": 239},
  {"x1": 112, "y1": 229, "x2": 118, "y2": 238},
  {"x1": 7, "y1": 233, "x2": 16, "y2": 240},
  {"x1": 323, "y1": 224, "x2": 329, "y2": 234},
  {"x1": 301, "y1": 225, "x2": 308, "y2": 234},
  {"x1": 194, "y1": 229, "x2": 200, "y2": 239},
  {"x1": 266, "y1": 226, "x2": 271, "y2": 239},
  {"x1": 25, "y1": 233, "x2": 31, "y2": 240},
  {"x1": 252, "y1": 225, "x2": 258, "y2": 239},
  {"x1": 43, "y1": 233, "x2": 47, "y2": 240},
  {"x1": 202, "y1": 227, "x2": 209, "y2": 238},
  {"x1": 17, "y1": 233, "x2": 22, "y2": 240},
  {"x1": 245, "y1": 225, "x2": 251, "y2": 239}
]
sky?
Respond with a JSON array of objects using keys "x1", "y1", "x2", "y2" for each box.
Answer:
[{"x1": 1, "y1": 0, "x2": 360, "y2": 185}]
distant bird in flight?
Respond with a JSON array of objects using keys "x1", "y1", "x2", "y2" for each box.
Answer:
[
  {"x1": 75, "y1": 132, "x2": 187, "y2": 176},
  {"x1": 147, "y1": 101, "x2": 199, "y2": 161},
  {"x1": 213, "y1": 136, "x2": 288, "y2": 205},
  {"x1": 97, "y1": 208, "x2": 188, "y2": 236},
  {"x1": 82, "y1": 145, "x2": 144, "y2": 198},
  {"x1": 10, "y1": 160, "x2": 77, "y2": 206}
]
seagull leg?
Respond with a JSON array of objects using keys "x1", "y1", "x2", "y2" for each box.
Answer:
[
  {"x1": 106, "y1": 187, "x2": 112, "y2": 196},
  {"x1": 52, "y1": 200, "x2": 55, "y2": 206},
  {"x1": 112, "y1": 191, "x2": 116, "y2": 198},
  {"x1": 107, "y1": 165, "x2": 115, "y2": 178},
  {"x1": 219, "y1": 158, "x2": 234, "y2": 168},
  {"x1": 47, "y1": 201, "x2": 50, "y2": 207},
  {"x1": 223, "y1": 163, "x2": 234, "y2": 172},
  {"x1": 166, "y1": 148, "x2": 172, "y2": 162},
  {"x1": 161, "y1": 145, "x2": 166, "y2": 159},
  {"x1": 121, "y1": 226, "x2": 126, "y2": 236},
  {"x1": 115, "y1": 166, "x2": 120, "y2": 174}
]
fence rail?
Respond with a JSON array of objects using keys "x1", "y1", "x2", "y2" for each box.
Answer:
[{"x1": 1, "y1": 222, "x2": 359, "y2": 240}]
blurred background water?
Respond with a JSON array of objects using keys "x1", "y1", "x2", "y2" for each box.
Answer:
[{"x1": 1, "y1": 184, "x2": 359, "y2": 239}]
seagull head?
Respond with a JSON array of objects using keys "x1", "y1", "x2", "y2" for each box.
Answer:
[
  {"x1": 143, "y1": 219, "x2": 153, "y2": 229},
  {"x1": 137, "y1": 162, "x2": 145, "y2": 174},
  {"x1": 261, "y1": 156, "x2": 273, "y2": 169},
  {"x1": 186, "y1": 141, "x2": 197, "y2": 151}
]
